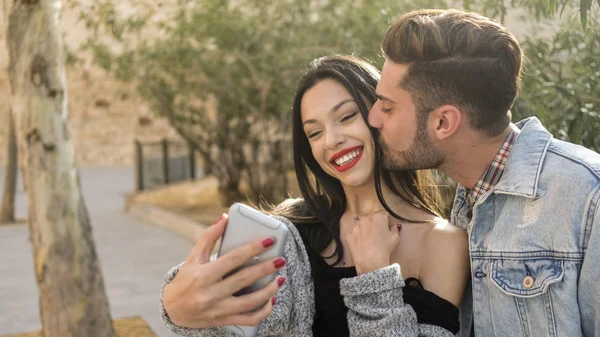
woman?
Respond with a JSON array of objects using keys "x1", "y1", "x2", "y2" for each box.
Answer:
[{"x1": 160, "y1": 55, "x2": 470, "y2": 336}]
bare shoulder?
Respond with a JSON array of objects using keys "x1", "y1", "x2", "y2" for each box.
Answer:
[
  {"x1": 427, "y1": 219, "x2": 468, "y2": 246},
  {"x1": 420, "y1": 219, "x2": 470, "y2": 307}
]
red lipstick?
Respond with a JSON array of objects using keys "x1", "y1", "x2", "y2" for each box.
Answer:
[{"x1": 329, "y1": 146, "x2": 364, "y2": 172}]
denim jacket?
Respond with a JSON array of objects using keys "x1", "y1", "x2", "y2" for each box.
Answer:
[{"x1": 452, "y1": 117, "x2": 600, "y2": 337}]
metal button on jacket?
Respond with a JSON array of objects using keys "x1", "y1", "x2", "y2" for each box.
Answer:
[{"x1": 523, "y1": 276, "x2": 534, "y2": 288}]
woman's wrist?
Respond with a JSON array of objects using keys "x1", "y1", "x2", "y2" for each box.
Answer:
[{"x1": 355, "y1": 258, "x2": 391, "y2": 275}]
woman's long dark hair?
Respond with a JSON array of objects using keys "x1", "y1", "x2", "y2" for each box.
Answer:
[{"x1": 273, "y1": 55, "x2": 445, "y2": 266}]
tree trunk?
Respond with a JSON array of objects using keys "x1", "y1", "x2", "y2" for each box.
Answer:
[
  {"x1": 0, "y1": 108, "x2": 18, "y2": 223},
  {"x1": 0, "y1": 0, "x2": 17, "y2": 224},
  {"x1": 199, "y1": 149, "x2": 214, "y2": 176},
  {"x1": 7, "y1": 1, "x2": 116, "y2": 336}
]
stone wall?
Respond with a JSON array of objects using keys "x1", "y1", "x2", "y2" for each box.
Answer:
[
  {"x1": 0, "y1": 0, "x2": 181, "y2": 167},
  {"x1": 0, "y1": 66, "x2": 181, "y2": 166}
]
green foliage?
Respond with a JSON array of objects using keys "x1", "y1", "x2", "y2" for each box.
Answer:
[
  {"x1": 77, "y1": 0, "x2": 599, "y2": 205},
  {"x1": 458, "y1": 1, "x2": 600, "y2": 151},
  {"x1": 78, "y1": 0, "x2": 445, "y2": 204},
  {"x1": 513, "y1": 11, "x2": 600, "y2": 151},
  {"x1": 463, "y1": 0, "x2": 599, "y2": 29}
]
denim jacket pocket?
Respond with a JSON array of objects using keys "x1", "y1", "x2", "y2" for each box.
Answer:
[{"x1": 491, "y1": 258, "x2": 565, "y2": 297}]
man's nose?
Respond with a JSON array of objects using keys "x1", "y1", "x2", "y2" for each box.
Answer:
[{"x1": 368, "y1": 102, "x2": 382, "y2": 129}]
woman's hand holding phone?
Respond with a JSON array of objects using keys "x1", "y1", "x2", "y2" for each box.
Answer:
[{"x1": 162, "y1": 214, "x2": 287, "y2": 329}]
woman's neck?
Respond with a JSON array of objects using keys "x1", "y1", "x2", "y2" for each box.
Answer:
[
  {"x1": 342, "y1": 179, "x2": 401, "y2": 218},
  {"x1": 341, "y1": 178, "x2": 439, "y2": 224}
]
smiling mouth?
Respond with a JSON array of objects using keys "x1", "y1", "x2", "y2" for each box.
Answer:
[
  {"x1": 334, "y1": 149, "x2": 361, "y2": 166},
  {"x1": 330, "y1": 146, "x2": 364, "y2": 172}
]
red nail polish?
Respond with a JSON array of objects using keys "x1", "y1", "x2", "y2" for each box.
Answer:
[
  {"x1": 273, "y1": 257, "x2": 286, "y2": 269},
  {"x1": 213, "y1": 214, "x2": 224, "y2": 225},
  {"x1": 277, "y1": 276, "x2": 286, "y2": 287},
  {"x1": 262, "y1": 237, "x2": 274, "y2": 248},
  {"x1": 271, "y1": 296, "x2": 277, "y2": 305}
]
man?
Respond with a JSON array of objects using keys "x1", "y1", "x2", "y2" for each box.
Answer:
[{"x1": 369, "y1": 9, "x2": 600, "y2": 337}]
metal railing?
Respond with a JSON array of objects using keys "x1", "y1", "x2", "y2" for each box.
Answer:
[{"x1": 134, "y1": 139, "x2": 197, "y2": 191}]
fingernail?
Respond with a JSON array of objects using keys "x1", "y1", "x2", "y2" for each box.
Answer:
[
  {"x1": 397, "y1": 223, "x2": 402, "y2": 231},
  {"x1": 277, "y1": 276, "x2": 286, "y2": 287},
  {"x1": 271, "y1": 296, "x2": 277, "y2": 305},
  {"x1": 213, "y1": 214, "x2": 224, "y2": 225},
  {"x1": 262, "y1": 237, "x2": 274, "y2": 248},
  {"x1": 273, "y1": 257, "x2": 286, "y2": 269}
]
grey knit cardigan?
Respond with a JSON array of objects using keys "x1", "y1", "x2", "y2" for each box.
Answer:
[{"x1": 160, "y1": 217, "x2": 456, "y2": 337}]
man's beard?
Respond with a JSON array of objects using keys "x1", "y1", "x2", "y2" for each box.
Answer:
[{"x1": 377, "y1": 122, "x2": 444, "y2": 171}]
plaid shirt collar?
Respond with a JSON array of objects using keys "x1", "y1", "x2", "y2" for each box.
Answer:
[{"x1": 467, "y1": 128, "x2": 518, "y2": 205}]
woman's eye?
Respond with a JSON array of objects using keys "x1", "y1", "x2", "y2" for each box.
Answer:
[
  {"x1": 307, "y1": 131, "x2": 322, "y2": 139},
  {"x1": 380, "y1": 107, "x2": 392, "y2": 114},
  {"x1": 340, "y1": 111, "x2": 358, "y2": 122}
]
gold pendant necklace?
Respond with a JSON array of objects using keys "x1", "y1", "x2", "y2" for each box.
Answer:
[
  {"x1": 351, "y1": 209, "x2": 385, "y2": 221},
  {"x1": 349, "y1": 200, "x2": 404, "y2": 221}
]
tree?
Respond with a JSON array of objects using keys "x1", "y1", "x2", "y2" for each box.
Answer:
[
  {"x1": 467, "y1": 1, "x2": 599, "y2": 151},
  {"x1": 464, "y1": 0, "x2": 600, "y2": 30},
  {"x1": 0, "y1": 109, "x2": 18, "y2": 223},
  {"x1": 513, "y1": 11, "x2": 600, "y2": 151},
  {"x1": 0, "y1": 0, "x2": 17, "y2": 224},
  {"x1": 78, "y1": 0, "x2": 445, "y2": 206},
  {"x1": 7, "y1": 0, "x2": 116, "y2": 336},
  {"x1": 77, "y1": 0, "x2": 597, "y2": 208}
]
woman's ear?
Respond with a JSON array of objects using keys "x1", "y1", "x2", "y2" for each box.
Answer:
[{"x1": 429, "y1": 105, "x2": 462, "y2": 141}]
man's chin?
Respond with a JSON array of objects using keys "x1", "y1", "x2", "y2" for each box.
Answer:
[{"x1": 382, "y1": 157, "x2": 408, "y2": 171}]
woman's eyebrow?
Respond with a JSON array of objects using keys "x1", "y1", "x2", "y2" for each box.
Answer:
[{"x1": 303, "y1": 99, "x2": 355, "y2": 126}]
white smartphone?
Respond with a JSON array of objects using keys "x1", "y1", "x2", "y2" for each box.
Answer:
[{"x1": 218, "y1": 203, "x2": 289, "y2": 337}]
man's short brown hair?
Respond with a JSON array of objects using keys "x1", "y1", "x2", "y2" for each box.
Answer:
[{"x1": 382, "y1": 9, "x2": 523, "y2": 136}]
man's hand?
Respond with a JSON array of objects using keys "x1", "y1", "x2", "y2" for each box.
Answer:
[{"x1": 162, "y1": 214, "x2": 286, "y2": 328}]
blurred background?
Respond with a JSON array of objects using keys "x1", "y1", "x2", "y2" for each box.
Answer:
[{"x1": 0, "y1": 0, "x2": 598, "y2": 336}]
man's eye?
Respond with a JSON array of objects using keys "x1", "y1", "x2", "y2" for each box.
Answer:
[
  {"x1": 341, "y1": 111, "x2": 358, "y2": 122},
  {"x1": 380, "y1": 107, "x2": 392, "y2": 114}
]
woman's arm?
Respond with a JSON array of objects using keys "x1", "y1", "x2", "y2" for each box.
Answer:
[
  {"x1": 341, "y1": 264, "x2": 457, "y2": 337},
  {"x1": 160, "y1": 216, "x2": 315, "y2": 337},
  {"x1": 160, "y1": 258, "x2": 291, "y2": 337},
  {"x1": 159, "y1": 214, "x2": 284, "y2": 336},
  {"x1": 343, "y1": 218, "x2": 470, "y2": 337},
  {"x1": 420, "y1": 224, "x2": 470, "y2": 308},
  {"x1": 160, "y1": 262, "x2": 238, "y2": 337}
]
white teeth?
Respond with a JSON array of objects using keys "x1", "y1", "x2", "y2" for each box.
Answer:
[{"x1": 334, "y1": 149, "x2": 361, "y2": 166}]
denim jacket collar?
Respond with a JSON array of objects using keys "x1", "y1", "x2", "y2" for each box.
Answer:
[{"x1": 493, "y1": 117, "x2": 553, "y2": 198}]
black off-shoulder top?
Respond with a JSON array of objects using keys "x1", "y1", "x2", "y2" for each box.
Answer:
[{"x1": 308, "y1": 248, "x2": 460, "y2": 337}]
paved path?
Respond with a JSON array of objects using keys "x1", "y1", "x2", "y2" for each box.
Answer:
[{"x1": 0, "y1": 167, "x2": 193, "y2": 337}]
